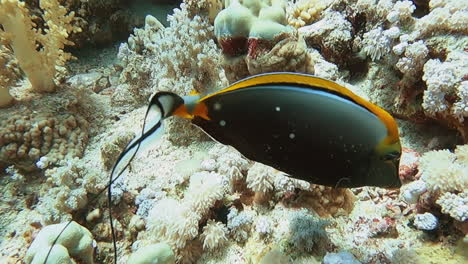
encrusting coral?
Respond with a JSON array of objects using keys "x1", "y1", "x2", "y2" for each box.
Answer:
[{"x1": 0, "y1": 0, "x2": 80, "y2": 100}]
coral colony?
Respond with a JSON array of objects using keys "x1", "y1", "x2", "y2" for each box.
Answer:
[{"x1": 0, "y1": 0, "x2": 467, "y2": 263}]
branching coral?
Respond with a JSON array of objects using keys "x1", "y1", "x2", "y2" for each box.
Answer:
[
  {"x1": 0, "y1": 0, "x2": 80, "y2": 97},
  {"x1": 361, "y1": 27, "x2": 393, "y2": 62},
  {"x1": 227, "y1": 207, "x2": 256, "y2": 242},
  {"x1": 116, "y1": 3, "x2": 225, "y2": 144},
  {"x1": 419, "y1": 146, "x2": 467, "y2": 194},
  {"x1": 299, "y1": 10, "x2": 352, "y2": 65},
  {"x1": 246, "y1": 162, "x2": 275, "y2": 194},
  {"x1": 412, "y1": 0, "x2": 468, "y2": 39}
]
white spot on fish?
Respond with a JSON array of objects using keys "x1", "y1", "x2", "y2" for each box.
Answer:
[
  {"x1": 275, "y1": 106, "x2": 280, "y2": 112},
  {"x1": 219, "y1": 120, "x2": 226, "y2": 126},
  {"x1": 214, "y1": 102, "x2": 222, "y2": 111},
  {"x1": 289, "y1": 133, "x2": 295, "y2": 139}
]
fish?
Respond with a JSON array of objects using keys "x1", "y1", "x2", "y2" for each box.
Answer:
[
  {"x1": 163, "y1": 72, "x2": 402, "y2": 188},
  {"x1": 44, "y1": 72, "x2": 402, "y2": 264}
]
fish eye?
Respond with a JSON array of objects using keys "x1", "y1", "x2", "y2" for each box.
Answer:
[{"x1": 382, "y1": 151, "x2": 400, "y2": 161}]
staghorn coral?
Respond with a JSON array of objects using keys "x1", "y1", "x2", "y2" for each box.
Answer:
[{"x1": 0, "y1": 0, "x2": 80, "y2": 94}]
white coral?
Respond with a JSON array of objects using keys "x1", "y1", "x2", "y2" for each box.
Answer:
[
  {"x1": 200, "y1": 220, "x2": 228, "y2": 250},
  {"x1": 386, "y1": 0, "x2": 416, "y2": 24},
  {"x1": 452, "y1": 81, "x2": 468, "y2": 122},
  {"x1": 361, "y1": 27, "x2": 391, "y2": 61},
  {"x1": 396, "y1": 40, "x2": 428, "y2": 76},
  {"x1": 413, "y1": 212, "x2": 438, "y2": 230},
  {"x1": 246, "y1": 162, "x2": 275, "y2": 193},
  {"x1": 420, "y1": 147, "x2": 468, "y2": 194},
  {"x1": 185, "y1": 171, "x2": 226, "y2": 214},
  {"x1": 422, "y1": 50, "x2": 468, "y2": 119},
  {"x1": 413, "y1": 0, "x2": 468, "y2": 38},
  {"x1": 436, "y1": 191, "x2": 468, "y2": 222},
  {"x1": 400, "y1": 180, "x2": 427, "y2": 204}
]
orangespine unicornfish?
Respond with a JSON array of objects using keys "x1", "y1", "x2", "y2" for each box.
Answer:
[
  {"x1": 125, "y1": 72, "x2": 401, "y2": 189},
  {"x1": 44, "y1": 72, "x2": 402, "y2": 264},
  {"x1": 172, "y1": 72, "x2": 401, "y2": 188}
]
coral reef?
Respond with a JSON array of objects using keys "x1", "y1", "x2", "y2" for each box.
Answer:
[{"x1": 1, "y1": 0, "x2": 467, "y2": 263}]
